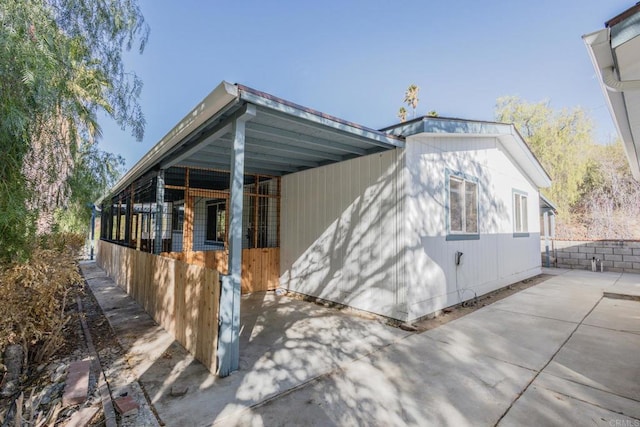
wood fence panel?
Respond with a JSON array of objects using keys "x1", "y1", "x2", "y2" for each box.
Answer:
[
  {"x1": 96, "y1": 241, "x2": 220, "y2": 375},
  {"x1": 161, "y1": 248, "x2": 279, "y2": 294}
]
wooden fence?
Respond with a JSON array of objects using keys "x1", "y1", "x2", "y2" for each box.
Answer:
[
  {"x1": 97, "y1": 240, "x2": 220, "y2": 373},
  {"x1": 160, "y1": 248, "x2": 279, "y2": 294}
]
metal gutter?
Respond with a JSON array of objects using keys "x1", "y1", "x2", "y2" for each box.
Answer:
[
  {"x1": 96, "y1": 81, "x2": 239, "y2": 203},
  {"x1": 583, "y1": 28, "x2": 640, "y2": 180}
]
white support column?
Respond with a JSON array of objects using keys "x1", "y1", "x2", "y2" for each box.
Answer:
[
  {"x1": 218, "y1": 104, "x2": 256, "y2": 377},
  {"x1": 543, "y1": 211, "x2": 550, "y2": 268}
]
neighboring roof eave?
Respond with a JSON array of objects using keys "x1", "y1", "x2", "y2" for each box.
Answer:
[
  {"x1": 539, "y1": 193, "x2": 558, "y2": 213},
  {"x1": 583, "y1": 27, "x2": 640, "y2": 180},
  {"x1": 97, "y1": 81, "x2": 240, "y2": 203}
]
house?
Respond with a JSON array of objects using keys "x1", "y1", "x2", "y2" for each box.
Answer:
[
  {"x1": 96, "y1": 81, "x2": 550, "y2": 375},
  {"x1": 583, "y1": 3, "x2": 640, "y2": 180}
]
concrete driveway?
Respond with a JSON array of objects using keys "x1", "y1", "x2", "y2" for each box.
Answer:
[
  {"x1": 82, "y1": 264, "x2": 640, "y2": 426},
  {"x1": 227, "y1": 269, "x2": 640, "y2": 426}
]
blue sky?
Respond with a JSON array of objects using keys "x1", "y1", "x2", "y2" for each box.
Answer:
[{"x1": 99, "y1": 0, "x2": 633, "y2": 169}]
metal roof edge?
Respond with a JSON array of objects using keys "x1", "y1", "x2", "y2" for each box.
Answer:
[
  {"x1": 539, "y1": 193, "x2": 558, "y2": 212},
  {"x1": 96, "y1": 81, "x2": 239, "y2": 204},
  {"x1": 237, "y1": 85, "x2": 404, "y2": 148}
]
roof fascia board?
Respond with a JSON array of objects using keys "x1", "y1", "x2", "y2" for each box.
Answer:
[
  {"x1": 160, "y1": 103, "x2": 256, "y2": 169},
  {"x1": 609, "y1": 7, "x2": 640, "y2": 48},
  {"x1": 238, "y1": 87, "x2": 404, "y2": 149},
  {"x1": 97, "y1": 81, "x2": 239, "y2": 203}
]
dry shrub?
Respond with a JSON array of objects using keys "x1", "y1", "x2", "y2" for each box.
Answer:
[{"x1": 0, "y1": 233, "x2": 83, "y2": 363}]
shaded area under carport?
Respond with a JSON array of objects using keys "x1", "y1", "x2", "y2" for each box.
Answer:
[{"x1": 79, "y1": 262, "x2": 410, "y2": 426}]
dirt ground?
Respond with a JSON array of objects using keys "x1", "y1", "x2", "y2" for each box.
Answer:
[
  {"x1": 413, "y1": 274, "x2": 553, "y2": 331},
  {"x1": 0, "y1": 275, "x2": 124, "y2": 426}
]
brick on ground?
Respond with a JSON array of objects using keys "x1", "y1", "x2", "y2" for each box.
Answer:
[
  {"x1": 114, "y1": 395, "x2": 139, "y2": 417},
  {"x1": 63, "y1": 360, "x2": 91, "y2": 407}
]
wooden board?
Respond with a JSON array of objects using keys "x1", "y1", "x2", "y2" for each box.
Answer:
[{"x1": 160, "y1": 248, "x2": 280, "y2": 294}]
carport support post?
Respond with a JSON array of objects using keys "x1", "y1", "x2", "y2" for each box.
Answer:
[
  {"x1": 218, "y1": 104, "x2": 256, "y2": 377},
  {"x1": 154, "y1": 170, "x2": 165, "y2": 254},
  {"x1": 543, "y1": 211, "x2": 550, "y2": 268}
]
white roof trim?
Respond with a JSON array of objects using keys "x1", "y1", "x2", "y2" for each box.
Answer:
[{"x1": 583, "y1": 28, "x2": 640, "y2": 180}]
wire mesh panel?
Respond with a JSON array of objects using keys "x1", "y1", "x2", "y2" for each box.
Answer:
[
  {"x1": 100, "y1": 166, "x2": 280, "y2": 254},
  {"x1": 132, "y1": 176, "x2": 157, "y2": 252}
]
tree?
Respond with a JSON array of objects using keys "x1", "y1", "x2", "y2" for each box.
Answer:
[
  {"x1": 404, "y1": 84, "x2": 420, "y2": 118},
  {"x1": 576, "y1": 140, "x2": 640, "y2": 238},
  {"x1": 495, "y1": 96, "x2": 595, "y2": 217},
  {"x1": 398, "y1": 107, "x2": 407, "y2": 123},
  {"x1": 0, "y1": 0, "x2": 148, "y2": 260},
  {"x1": 54, "y1": 144, "x2": 125, "y2": 234}
]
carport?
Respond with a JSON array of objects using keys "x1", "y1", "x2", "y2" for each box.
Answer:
[{"x1": 97, "y1": 81, "x2": 403, "y2": 375}]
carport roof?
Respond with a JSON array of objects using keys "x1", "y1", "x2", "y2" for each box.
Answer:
[{"x1": 104, "y1": 81, "x2": 404, "y2": 199}]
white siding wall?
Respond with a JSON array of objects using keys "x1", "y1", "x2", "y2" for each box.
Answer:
[
  {"x1": 403, "y1": 135, "x2": 541, "y2": 320},
  {"x1": 280, "y1": 150, "x2": 407, "y2": 320}
]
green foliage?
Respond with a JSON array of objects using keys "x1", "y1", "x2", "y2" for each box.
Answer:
[
  {"x1": 404, "y1": 84, "x2": 420, "y2": 117},
  {"x1": 0, "y1": 0, "x2": 147, "y2": 261},
  {"x1": 398, "y1": 106, "x2": 407, "y2": 122},
  {"x1": 54, "y1": 144, "x2": 125, "y2": 234},
  {"x1": 495, "y1": 96, "x2": 596, "y2": 217}
]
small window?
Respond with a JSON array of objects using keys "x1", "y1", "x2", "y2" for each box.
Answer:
[
  {"x1": 172, "y1": 203, "x2": 184, "y2": 233},
  {"x1": 513, "y1": 192, "x2": 528, "y2": 236},
  {"x1": 206, "y1": 199, "x2": 226, "y2": 243},
  {"x1": 448, "y1": 173, "x2": 479, "y2": 239}
]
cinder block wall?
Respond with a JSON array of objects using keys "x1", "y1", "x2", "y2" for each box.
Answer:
[{"x1": 543, "y1": 240, "x2": 640, "y2": 273}]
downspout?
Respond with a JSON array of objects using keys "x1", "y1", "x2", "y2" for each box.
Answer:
[{"x1": 601, "y1": 66, "x2": 640, "y2": 92}]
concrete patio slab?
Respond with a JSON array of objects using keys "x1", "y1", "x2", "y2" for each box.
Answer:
[
  {"x1": 487, "y1": 289, "x2": 601, "y2": 323},
  {"x1": 147, "y1": 293, "x2": 410, "y2": 426},
  {"x1": 532, "y1": 373, "x2": 640, "y2": 420},
  {"x1": 605, "y1": 272, "x2": 640, "y2": 300},
  {"x1": 583, "y1": 298, "x2": 640, "y2": 334},
  {"x1": 544, "y1": 324, "x2": 640, "y2": 400},
  {"x1": 497, "y1": 380, "x2": 639, "y2": 427},
  {"x1": 423, "y1": 307, "x2": 577, "y2": 371},
  {"x1": 225, "y1": 334, "x2": 537, "y2": 426}
]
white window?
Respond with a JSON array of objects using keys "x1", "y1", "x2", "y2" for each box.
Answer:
[
  {"x1": 514, "y1": 192, "x2": 528, "y2": 234},
  {"x1": 449, "y1": 175, "x2": 478, "y2": 235}
]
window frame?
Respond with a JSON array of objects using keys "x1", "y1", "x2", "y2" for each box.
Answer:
[
  {"x1": 446, "y1": 170, "x2": 480, "y2": 241},
  {"x1": 172, "y1": 202, "x2": 185, "y2": 234},
  {"x1": 205, "y1": 199, "x2": 227, "y2": 246},
  {"x1": 513, "y1": 190, "x2": 529, "y2": 237}
]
